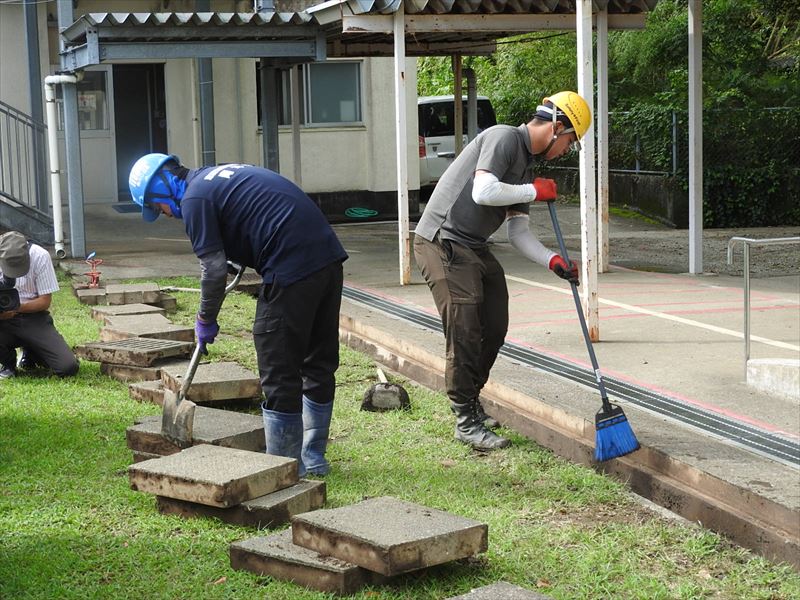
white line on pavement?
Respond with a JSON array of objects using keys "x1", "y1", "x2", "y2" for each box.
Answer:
[{"x1": 505, "y1": 274, "x2": 800, "y2": 352}]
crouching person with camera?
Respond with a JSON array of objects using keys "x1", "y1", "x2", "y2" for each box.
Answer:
[{"x1": 0, "y1": 231, "x2": 79, "y2": 379}]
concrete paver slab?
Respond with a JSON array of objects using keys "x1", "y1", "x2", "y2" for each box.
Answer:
[
  {"x1": 446, "y1": 582, "x2": 553, "y2": 599},
  {"x1": 105, "y1": 282, "x2": 161, "y2": 305},
  {"x1": 128, "y1": 380, "x2": 166, "y2": 405},
  {"x1": 100, "y1": 362, "x2": 161, "y2": 383},
  {"x1": 160, "y1": 361, "x2": 261, "y2": 402},
  {"x1": 156, "y1": 479, "x2": 326, "y2": 528},
  {"x1": 126, "y1": 406, "x2": 266, "y2": 456},
  {"x1": 230, "y1": 529, "x2": 385, "y2": 596},
  {"x1": 151, "y1": 292, "x2": 178, "y2": 311},
  {"x1": 76, "y1": 338, "x2": 193, "y2": 367},
  {"x1": 132, "y1": 450, "x2": 161, "y2": 463},
  {"x1": 100, "y1": 357, "x2": 188, "y2": 383},
  {"x1": 101, "y1": 314, "x2": 194, "y2": 343},
  {"x1": 291, "y1": 496, "x2": 488, "y2": 576},
  {"x1": 75, "y1": 287, "x2": 106, "y2": 305},
  {"x1": 91, "y1": 303, "x2": 166, "y2": 322},
  {"x1": 128, "y1": 444, "x2": 297, "y2": 507}
]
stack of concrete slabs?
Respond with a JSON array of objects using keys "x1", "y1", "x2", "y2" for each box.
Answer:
[
  {"x1": 230, "y1": 529, "x2": 387, "y2": 596},
  {"x1": 291, "y1": 496, "x2": 488, "y2": 576},
  {"x1": 128, "y1": 444, "x2": 296, "y2": 508},
  {"x1": 157, "y1": 479, "x2": 326, "y2": 529}
]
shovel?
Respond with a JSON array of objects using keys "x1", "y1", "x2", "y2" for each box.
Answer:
[{"x1": 161, "y1": 262, "x2": 246, "y2": 448}]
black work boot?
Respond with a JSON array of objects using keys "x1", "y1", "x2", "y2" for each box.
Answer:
[
  {"x1": 17, "y1": 349, "x2": 42, "y2": 371},
  {"x1": 451, "y1": 401, "x2": 510, "y2": 450},
  {"x1": 475, "y1": 400, "x2": 499, "y2": 429}
]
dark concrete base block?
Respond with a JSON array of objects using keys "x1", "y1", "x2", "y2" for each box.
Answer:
[
  {"x1": 156, "y1": 479, "x2": 326, "y2": 528},
  {"x1": 230, "y1": 529, "x2": 385, "y2": 596}
]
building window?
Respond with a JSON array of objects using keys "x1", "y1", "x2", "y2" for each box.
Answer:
[
  {"x1": 54, "y1": 69, "x2": 110, "y2": 131},
  {"x1": 257, "y1": 61, "x2": 362, "y2": 127},
  {"x1": 305, "y1": 62, "x2": 361, "y2": 125}
]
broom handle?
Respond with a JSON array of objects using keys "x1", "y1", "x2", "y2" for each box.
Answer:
[{"x1": 546, "y1": 201, "x2": 612, "y2": 410}]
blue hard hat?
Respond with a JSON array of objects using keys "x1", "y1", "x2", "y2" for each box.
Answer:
[{"x1": 128, "y1": 153, "x2": 180, "y2": 222}]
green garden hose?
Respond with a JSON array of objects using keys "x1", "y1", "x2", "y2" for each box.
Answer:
[{"x1": 344, "y1": 207, "x2": 378, "y2": 219}]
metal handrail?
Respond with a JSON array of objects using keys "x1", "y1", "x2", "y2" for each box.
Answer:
[
  {"x1": 0, "y1": 100, "x2": 49, "y2": 215},
  {"x1": 726, "y1": 236, "x2": 800, "y2": 372}
]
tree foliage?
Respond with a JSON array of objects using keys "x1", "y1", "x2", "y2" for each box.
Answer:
[{"x1": 417, "y1": 0, "x2": 800, "y2": 227}]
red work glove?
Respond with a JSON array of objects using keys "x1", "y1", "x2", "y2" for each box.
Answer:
[
  {"x1": 532, "y1": 178, "x2": 557, "y2": 202},
  {"x1": 549, "y1": 255, "x2": 579, "y2": 285}
]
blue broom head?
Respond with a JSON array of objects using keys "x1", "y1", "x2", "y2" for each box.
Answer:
[{"x1": 595, "y1": 403, "x2": 640, "y2": 462}]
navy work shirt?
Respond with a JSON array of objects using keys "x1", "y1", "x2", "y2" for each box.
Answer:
[{"x1": 182, "y1": 164, "x2": 347, "y2": 285}]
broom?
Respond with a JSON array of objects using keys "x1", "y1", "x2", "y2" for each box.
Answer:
[{"x1": 546, "y1": 201, "x2": 640, "y2": 461}]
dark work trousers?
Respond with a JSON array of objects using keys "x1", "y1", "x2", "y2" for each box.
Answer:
[
  {"x1": 255, "y1": 261, "x2": 344, "y2": 413},
  {"x1": 414, "y1": 234, "x2": 509, "y2": 406},
  {"x1": 0, "y1": 311, "x2": 79, "y2": 376}
]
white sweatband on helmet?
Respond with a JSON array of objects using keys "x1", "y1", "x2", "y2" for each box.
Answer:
[
  {"x1": 507, "y1": 214, "x2": 556, "y2": 267},
  {"x1": 535, "y1": 103, "x2": 575, "y2": 135},
  {"x1": 472, "y1": 171, "x2": 536, "y2": 207}
]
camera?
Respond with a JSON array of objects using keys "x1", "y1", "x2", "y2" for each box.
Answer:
[{"x1": 0, "y1": 277, "x2": 20, "y2": 313}]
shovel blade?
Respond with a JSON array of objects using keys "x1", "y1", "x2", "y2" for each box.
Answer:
[{"x1": 161, "y1": 389, "x2": 196, "y2": 448}]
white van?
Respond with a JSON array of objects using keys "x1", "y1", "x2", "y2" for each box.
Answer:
[{"x1": 418, "y1": 95, "x2": 497, "y2": 189}]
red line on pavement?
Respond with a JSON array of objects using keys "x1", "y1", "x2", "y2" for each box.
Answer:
[{"x1": 504, "y1": 334, "x2": 799, "y2": 439}]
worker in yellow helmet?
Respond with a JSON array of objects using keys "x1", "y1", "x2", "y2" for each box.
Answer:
[{"x1": 414, "y1": 91, "x2": 592, "y2": 450}]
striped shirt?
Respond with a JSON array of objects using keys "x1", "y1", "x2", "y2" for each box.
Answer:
[{"x1": 0, "y1": 243, "x2": 59, "y2": 301}]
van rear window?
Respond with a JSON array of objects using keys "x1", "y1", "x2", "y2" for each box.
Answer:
[{"x1": 419, "y1": 100, "x2": 497, "y2": 137}]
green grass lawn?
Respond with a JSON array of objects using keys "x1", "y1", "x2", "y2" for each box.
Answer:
[{"x1": 1, "y1": 277, "x2": 798, "y2": 599}]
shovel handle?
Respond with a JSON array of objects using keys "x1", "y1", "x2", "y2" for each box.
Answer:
[
  {"x1": 177, "y1": 343, "x2": 204, "y2": 403},
  {"x1": 225, "y1": 261, "x2": 246, "y2": 293},
  {"x1": 177, "y1": 262, "x2": 246, "y2": 403}
]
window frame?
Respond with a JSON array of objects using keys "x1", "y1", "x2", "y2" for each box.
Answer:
[{"x1": 302, "y1": 60, "x2": 363, "y2": 128}]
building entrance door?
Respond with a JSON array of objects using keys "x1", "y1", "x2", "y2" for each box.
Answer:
[{"x1": 113, "y1": 64, "x2": 167, "y2": 202}]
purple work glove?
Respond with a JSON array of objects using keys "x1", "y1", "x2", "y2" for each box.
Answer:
[{"x1": 195, "y1": 316, "x2": 220, "y2": 355}]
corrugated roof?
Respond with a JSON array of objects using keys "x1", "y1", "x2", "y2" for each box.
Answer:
[
  {"x1": 59, "y1": 1, "x2": 659, "y2": 67},
  {"x1": 62, "y1": 12, "x2": 314, "y2": 44},
  {"x1": 307, "y1": 0, "x2": 658, "y2": 17},
  {"x1": 311, "y1": 0, "x2": 658, "y2": 56}
]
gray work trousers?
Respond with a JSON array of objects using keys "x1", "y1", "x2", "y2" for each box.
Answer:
[
  {"x1": 413, "y1": 234, "x2": 509, "y2": 406},
  {"x1": 0, "y1": 311, "x2": 79, "y2": 376}
]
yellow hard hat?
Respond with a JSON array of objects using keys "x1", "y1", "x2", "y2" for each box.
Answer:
[{"x1": 542, "y1": 91, "x2": 592, "y2": 139}]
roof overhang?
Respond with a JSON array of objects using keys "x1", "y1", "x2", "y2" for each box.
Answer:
[
  {"x1": 59, "y1": 12, "x2": 326, "y2": 71},
  {"x1": 57, "y1": 1, "x2": 658, "y2": 69},
  {"x1": 312, "y1": 0, "x2": 655, "y2": 57}
]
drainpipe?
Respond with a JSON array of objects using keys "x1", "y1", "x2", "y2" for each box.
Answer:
[{"x1": 43, "y1": 73, "x2": 77, "y2": 259}]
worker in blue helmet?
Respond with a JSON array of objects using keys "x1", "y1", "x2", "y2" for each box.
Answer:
[{"x1": 128, "y1": 154, "x2": 348, "y2": 477}]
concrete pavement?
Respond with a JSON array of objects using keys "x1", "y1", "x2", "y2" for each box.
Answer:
[{"x1": 60, "y1": 202, "x2": 800, "y2": 566}]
